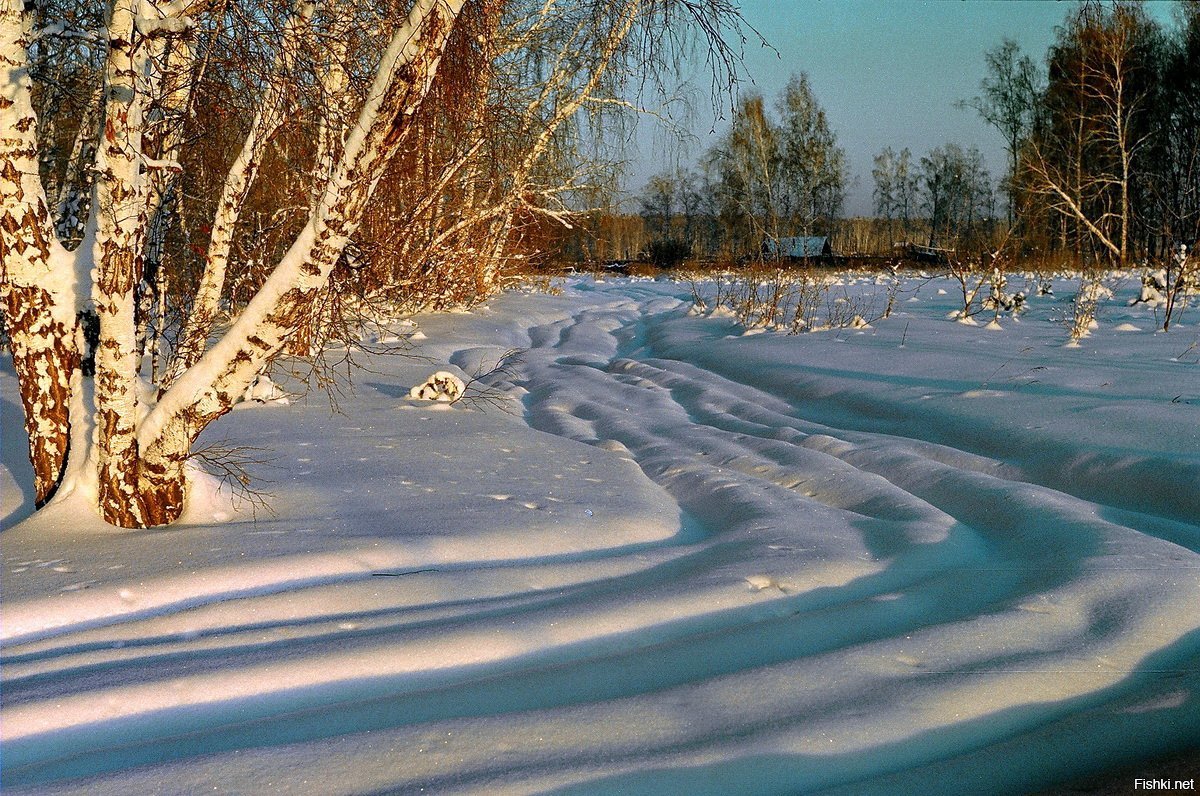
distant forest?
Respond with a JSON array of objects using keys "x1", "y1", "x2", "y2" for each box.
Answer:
[{"x1": 542, "y1": 2, "x2": 1199, "y2": 268}]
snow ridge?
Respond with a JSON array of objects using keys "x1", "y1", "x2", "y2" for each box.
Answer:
[{"x1": 2, "y1": 277, "x2": 1197, "y2": 794}]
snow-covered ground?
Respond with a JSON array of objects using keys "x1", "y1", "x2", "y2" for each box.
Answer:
[{"x1": 2, "y1": 273, "x2": 1198, "y2": 795}]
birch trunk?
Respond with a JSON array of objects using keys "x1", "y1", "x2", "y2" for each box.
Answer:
[
  {"x1": 92, "y1": 0, "x2": 158, "y2": 527},
  {"x1": 137, "y1": 0, "x2": 464, "y2": 524},
  {"x1": 288, "y1": 5, "x2": 354, "y2": 357},
  {"x1": 0, "y1": 0, "x2": 81, "y2": 506},
  {"x1": 54, "y1": 84, "x2": 103, "y2": 244},
  {"x1": 169, "y1": 3, "x2": 311, "y2": 378}
]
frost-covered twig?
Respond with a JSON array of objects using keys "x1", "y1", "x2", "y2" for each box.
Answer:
[
  {"x1": 1161, "y1": 243, "x2": 1198, "y2": 332},
  {"x1": 946, "y1": 256, "x2": 987, "y2": 324},
  {"x1": 1065, "y1": 274, "x2": 1118, "y2": 344}
]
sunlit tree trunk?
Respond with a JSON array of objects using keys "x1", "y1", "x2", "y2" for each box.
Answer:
[
  {"x1": 0, "y1": 0, "x2": 81, "y2": 506},
  {"x1": 137, "y1": 0, "x2": 465, "y2": 526},
  {"x1": 6, "y1": 0, "x2": 746, "y2": 528},
  {"x1": 169, "y1": 3, "x2": 312, "y2": 379},
  {"x1": 4, "y1": 0, "x2": 463, "y2": 527}
]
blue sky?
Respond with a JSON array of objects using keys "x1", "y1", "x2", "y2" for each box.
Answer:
[{"x1": 628, "y1": 0, "x2": 1183, "y2": 216}]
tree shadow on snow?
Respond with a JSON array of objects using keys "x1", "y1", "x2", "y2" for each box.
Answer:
[
  {"x1": 531, "y1": 627, "x2": 1200, "y2": 796},
  {"x1": 1, "y1": 391, "x2": 37, "y2": 528}
]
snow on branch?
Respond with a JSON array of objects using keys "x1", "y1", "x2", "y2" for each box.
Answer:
[
  {"x1": 134, "y1": 15, "x2": 195, "y2": 37},
  {"x1": 34, "y1": 23, "x2": 104, "y2": 44},
  {"x1": 139, "y1": 155, "x2": 183, "y2": 172}
]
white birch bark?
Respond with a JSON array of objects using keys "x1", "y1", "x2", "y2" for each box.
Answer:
[
  {"x1": 0, "y1": 0, "x2": 82, "y2": 506},
  {"x1": 138, "y1": 0, "x2": 465, "y2": 518},
  {"x1": 168, "y1": 2, "x2": 312, "y2": 379},
  {"x1": 91, "y1": 0, "x2": 158, "y2": 526},
  {"x1": 289, "y1": 4, "x2": 354, "y2": 356}
]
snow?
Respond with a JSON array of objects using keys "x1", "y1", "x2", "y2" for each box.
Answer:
[
  {"x1": 2, "y1": 273, "x2": 1198, "y2": 794},
  {"x1": 240, "y1": 374, "x2": 289, "y2": 406},
  {"x1": 408, "y1": 370, "x2": 466, "y2": 402}
]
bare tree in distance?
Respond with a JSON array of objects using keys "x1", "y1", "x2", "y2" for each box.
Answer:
[
  {"x1": 872, "y1": 146, "x2": 918, "y2": 247},
  {"x1": 1020, "y1": 2, "x2": 1156, "y2": 265},
  {"x1": 959, "y1": 38, "x2": 1043, "y2": 228},
  {"x1": 919, "y1": 143, "x2": 995, "y2": 250}
]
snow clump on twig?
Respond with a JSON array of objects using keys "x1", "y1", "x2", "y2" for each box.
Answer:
[
  {"x1": 409, "y1": 371, "x2": 465, "y2": 402},
  {"x1": 241, "y1": 375, "x2": 289, "y2": 405}
]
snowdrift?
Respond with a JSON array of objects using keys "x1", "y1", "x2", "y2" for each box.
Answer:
[{"x1": 2, "y1": 275, "x2": 1198, "y2": 794}]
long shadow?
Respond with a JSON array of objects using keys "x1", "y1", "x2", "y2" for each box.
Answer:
[
  {"x1": 1, "y1": 524, "x2": 719, "y2": 696},
  {"x1": 3, "y1": 508, "x2": 709, "y2": 651},
  {"x1": 362, "y1": 381, "x2": 411, "y2": 400},
  {"x1": 0, "y1": 517, "x2": 1098, "y2": 789},
  {"x1": 1, "y1": 392, "x2": 37, "y2": 528},
  {"x1": 525, "y1": 628, "x2": 1200, "y2": 796}
]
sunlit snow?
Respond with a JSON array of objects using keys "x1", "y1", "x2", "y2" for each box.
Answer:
[{"x1": 2, "y1": 274, "x2": 1198, "y2": 795}]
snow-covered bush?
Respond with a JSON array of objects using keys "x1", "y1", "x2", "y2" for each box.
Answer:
[
  {"x1": 1066, "y1": 278, "x2": 1114, "y2": 343},
  {"x1": 789, "y1": 273, "x2": 831, "y2": 333},
  {"x1": 823, "y1": 286, "x2": 882, "y2": 331},
  {"x1": 1131, "y1": 246, "x2": 1199, "y2": 331},
  {"x1": 1129, "y1": 268, "x2": 1169, "y2": 308},
  {"x1": 409, "y1": 371, "x2": 466, "y2": 402},
  {"x1": 687, "y1": 270, "x2": 904, "y2": 334},
  {"x1": 982, "y1": 268, "x2": 1026, "y2": 320},
  {"x1": 947, "y1": 257, "x2": 987, "y2": 324}
]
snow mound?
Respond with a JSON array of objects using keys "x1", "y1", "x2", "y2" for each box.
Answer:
[{"x1": 408, "y1": 370, "x2": 465, "y2": 402}]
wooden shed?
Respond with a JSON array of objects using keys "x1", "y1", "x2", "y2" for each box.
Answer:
[{"x1": 764, "y1": 236, "x2": 833, "y2": 261}]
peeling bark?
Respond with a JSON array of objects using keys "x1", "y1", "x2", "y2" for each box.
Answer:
[
  {"x1": 1, "y1": 0, "x2": 80, "y2": 506},
  {"x1": 169, "y1": 2, "x2": 312, "y2": 380},
  {"x1": 141, "y1": 0, "x2": 465, "y2": 509}
]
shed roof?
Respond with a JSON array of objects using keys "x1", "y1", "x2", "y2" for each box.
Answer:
[{"x1": 764, "y1": 236, "x2": 831, "y2": 258}]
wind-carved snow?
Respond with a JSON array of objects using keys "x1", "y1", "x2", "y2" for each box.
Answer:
[{"x1": 1, "y1": 277, "x2": 1197, "y2": 794}]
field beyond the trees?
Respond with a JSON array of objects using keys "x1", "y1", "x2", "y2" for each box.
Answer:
[{"x1": 2, "y1": 273, "x2": 1198, "y2": 794}]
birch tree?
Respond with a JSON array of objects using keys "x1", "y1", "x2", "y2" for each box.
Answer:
[
  {"x1": 776, "y1": 73, "x2": 845, "y2": 240},
  {"x1": 3, "y1": 0, "x2": 467, "y2": 527},
  {"x1": 959, "y1": 38, "x2": 1042, "y2": 228},
  {"x1": 344, "y1": 0, "x2": 744, "y2": 306},
  {"x1": 708, "y1": 76, "x2": 845, "y2": 259},
  {"x1": 1020, "y1": 2, "x2": 1156, "y2": 265},
  {"x1": 712, "y1": 93, "x2": 782, "y2": 254},
  {"x1": 919, "y1": 143, "x2": 994, "y2": 248},
  {"x1": 873, "y1": 146, "x2": 919, "y2": 246},
  {"x1": 2, "y1": 0, "x2": 747, "y2": 528}
]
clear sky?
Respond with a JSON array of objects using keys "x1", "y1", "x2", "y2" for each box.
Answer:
[{"x1": 627, "y1": 0, "x2": 1183, "y2": 217}]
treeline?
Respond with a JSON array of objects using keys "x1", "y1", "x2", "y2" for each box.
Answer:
[
  {"x1": 550, "y1": 1, "x2": 1198, "y2": 268},
  {"x1": 556, "y1": 70, "x2": 1005, "y2": 264},
  {"x1": 550, "y1": 214, "x2": 984, "y2": 264},
  {"x1": 1000, "y1": 2, "x2": 1199, "y2": 264}
]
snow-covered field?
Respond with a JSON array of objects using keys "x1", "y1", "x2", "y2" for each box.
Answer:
[{"x1": 2, "y1": 274, "x2": 1198, "y2": 795}]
